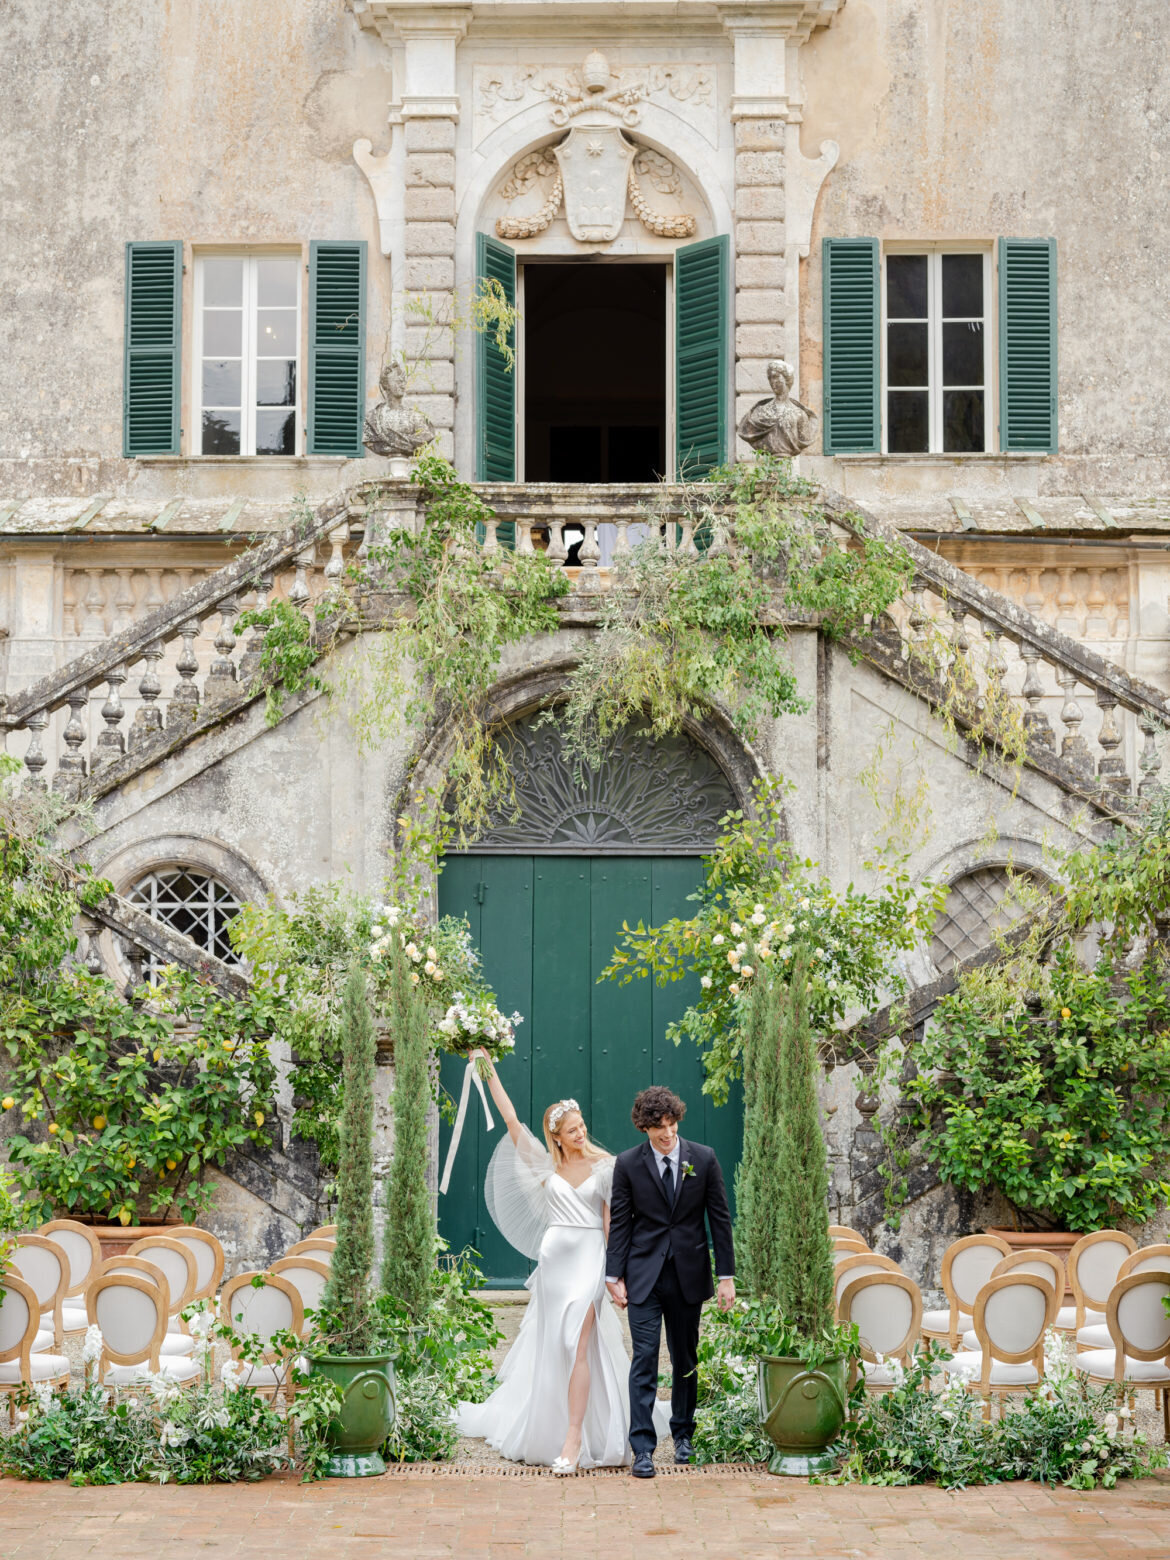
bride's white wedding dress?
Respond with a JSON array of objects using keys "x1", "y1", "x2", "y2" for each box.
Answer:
[{"x1": 454, "y1": 1126, "x2": 668, "y2": 1468}]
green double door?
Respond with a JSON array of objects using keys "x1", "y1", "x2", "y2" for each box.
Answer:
[{"x1": 437, "y1": 855, "x2": 743, "y2": 1286}]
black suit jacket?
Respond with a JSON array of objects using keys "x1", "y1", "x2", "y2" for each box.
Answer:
[{"x1": 605, "y1": 1138, "x2": 735, "y2": 1307}]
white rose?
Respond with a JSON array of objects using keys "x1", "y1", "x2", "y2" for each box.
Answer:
[
  {"x1": 799, "y1": 898, "x2": 810, "y2": 910},
  {"x1": 783, "y1": 923, "x2": 795, "y2": 937},
  {"x1": 751, "y1": 912, "x2": 765, "y2": 926},
  {"x1": 424, "y1": 960, "x2": 436, "y2": 975},
  {"x1": 405, "y1": 942, "x2": 419, "y2": 959},
  {"x1": 741, "y1": 965, "x2": 755, "y2": 978},
  {"x1": 371, "y1": 925, "x2": 383, "y2": 939},
  {"x1": 700, "y1": 975, "x2": 712, "y2": 989},
  {"x1": 730, "y1": 922, "x2": 742, "y2": 936},
  {"x1": 728, "y1": 951, "x2": 739, "y2": 967},
  {"x1": 754, "y1": 904, "x2": 765, "y2": 914},
  {"x1": 712, "y1": 934, "x2": 725, "y2": 946},
  {"x1": 729, "y1": 983, "x2": 740, "y2": 996},
  {"x1": 433, "y1": 967, "x2": 444, "y2": 981}
]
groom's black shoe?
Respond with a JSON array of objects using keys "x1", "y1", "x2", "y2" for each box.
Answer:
[
  {"x1": 674, "y1": 1436, "x2": 693, "y2": 1465},
  {"x1": 631, "y1": 1451, "x2": 656, "y2": 1478}
]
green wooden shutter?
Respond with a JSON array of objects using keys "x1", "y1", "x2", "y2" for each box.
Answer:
[
  {"x1": 822, "y1": 237, "x2": 879, "y2": 455},
  {"x1": 123, "y1": 241, "x2": 182, "y2": 457},
  {"x1": 308, "y1": 240, "x2": 367, "y2": 457},
  {"x1": 476, "y1": 233, "x2": 516, "y2": 485},
  {"x1": 998, "y1": 238, "x2": 1057, "y2": 453},
  {"x1": 675, "y1": 234, "x2": 729, "y2": 479}
]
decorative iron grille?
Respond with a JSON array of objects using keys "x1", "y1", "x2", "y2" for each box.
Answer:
[{"x1": 127, "y1": 868, "x2": 243, "y2": 979}]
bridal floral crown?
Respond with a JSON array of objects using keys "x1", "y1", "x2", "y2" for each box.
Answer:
[{"x1": 548, "y1": 1099, "x2": 579, "y2": 1133}]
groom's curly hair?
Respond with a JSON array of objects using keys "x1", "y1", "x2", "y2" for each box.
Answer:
[{"x1": 631, "y1": 1086, "x2": 686, "y2": 1131}]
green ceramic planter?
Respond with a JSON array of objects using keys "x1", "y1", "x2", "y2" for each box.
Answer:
[
  {"x1": 757, "y1": 1354, "x2": 847, "y2": 1476},
  {"x1": 308, "y1": 1353, "x2": 396, "y2": 1477}
]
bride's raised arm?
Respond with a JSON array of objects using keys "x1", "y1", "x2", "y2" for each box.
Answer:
[{"x1": 470, "y1": 1049, "x2": 524, "y2": 1146}]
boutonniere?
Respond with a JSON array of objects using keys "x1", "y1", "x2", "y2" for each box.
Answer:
[{"x1": 681, "y1": 1161, "x2": 695, "y2": 1179}]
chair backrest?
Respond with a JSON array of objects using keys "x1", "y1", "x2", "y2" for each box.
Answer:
[
  {"x1": 10, "y1": 1235, "x2": 68, "y2": 1331},
  {"x1": 831, "y1": 1237, "x2": 869, "y2": 1256},
  {"x1": 0, "y1": 1273, "x2": 39, "y2": 1366},
  {"x1": 972, "y1": 1273, "x2": 1055, "y2": 1363},
  {"x1": 170, "y1": 1228, "x2": 226, "y2": 1302},
  {"x1": 1107, "y1": 1270, "x2": 1170, "y2": 1363},
  {"x1": 828, "y1": 1225, "x2": 867, "y2": 1245},
  {"x1": 89, "y1": 1274, "x2": 167, "y2": 1369},
  {"x1": 38, "y1": 1220, "x2": 102, "y2": 1296},
  {"x1": 307, "y1": 1224, "x2": 337, "y2": 1239},
  {"x1": 991, "y1": 1248, "x2": 1066, "y2": 1299},
  {"x1": 1069, "y1": 1230, "x2": 1137, "y2": 1312},
  {"x1": 269, "y1": 1257, "x2": 330, "y2": 1322},
  {"x1": 1118, "y1": 1245, "x2": 1170, "y2": 1282},
  {"x1": 132, "y1": 1236, "x2": 197, "y2": 1312},
  {"x1": 834, "y1": 1253, "x2": 900, "y2": 1306},
  {"x1": 840, "y1": 1272, "x2": 923, "y2": 1365},
  {"x1": 99, "y1": 1256, "x2": 172, "y2": 1313},
  {"x1": 219, "y1": 1272, "x2": 304, "y2": 1356},
  {"x1": 284, "y1": 1238, "x2": 334, "y2": 1263},
  {"x1": 942, "y1": 1235, "x2": 1011, "y2": 1312}
]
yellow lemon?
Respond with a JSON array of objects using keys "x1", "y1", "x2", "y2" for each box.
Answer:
[
  {"x1": 103, "y1": 1189, "x2": 111, "y2": 1200},
  {"x1": 253, "y1": 1110, "x2": 265, "y2": 1127},
  {"x1": 92, "y1": 1114, "x2": 107, "y2": 1131},
  {"x1": 48, "y1": 1122, "x2": 59, "y2": 1135},
  {"x1": 222, "y1": 1040, "x2": 236, "y2": 1052},
  {"x1": 126, "y1": 1156, "x2": 136, "y2": 1169},
  {"x1": 166, "y1": 1158, "x2": 177, "y2": 1171},
  {"x1": 1, "y1": 1096, "x2": 14, "y2": 1110},
  {"x1": 153, "y1": 1048, "x2": 162, "y2": 1062},
  {"x1": 1060, "y1": 1007, "x2": 1072, "y2": 1019},
  {"x1": 118, "y1": 1208, "x2": 132, "y2": 1227}
]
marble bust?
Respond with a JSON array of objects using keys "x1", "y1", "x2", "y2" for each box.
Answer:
[
  {"x1": 737, "y1": 359, "x2": 819, "y2": 458},
  {"x1": 363, "y1": 362, "x2": 435, "y2": 462}
]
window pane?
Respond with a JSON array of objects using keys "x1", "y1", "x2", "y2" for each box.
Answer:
[
  {"x1": 203, "y1": 257, "x2": 243, "y2": 307},
  {"x1": 887, "y1": 322, "x2": 929, "y2": 387},
  {"x1": 886, "y1": 255, "x2": 928, "y2": 319},
  {"x1": 942, "y1": 321, "x2": 984, "y2": 386},
  {"x1": 256, "y1": 309, "x2": 296, "y2": 356},
  {"x1": 201, "y1": 359, "x2": 241, "y2": 407},
  {"x1": 943, "y1": 390, "x2": 985, "y2": 453},
  {"x1": 942, "y1": 253, "x2": 983, "y2": 318},
  {"x1": 256, "y1": 358, "x2": 296, "y2": 407},
  {"x1": 256, "y1": 409, "x2": 296, "y2": 456},
  {"x1": 203, "y1": 310, "x2": 242, "y2": 355},
  {"x1": 202, "y1": 410, "x2": 241, "y2": 455},
  {"x1": 257, "y1": 257, "x2": 298, "y2": 307},
  {"x1": 888, "y1": 391, "x2": 929, "y2": 453}
]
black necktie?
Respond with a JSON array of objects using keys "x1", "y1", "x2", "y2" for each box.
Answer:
[{"x1": 661, "y1": 1156, "x2": 674, "y2": 1199}]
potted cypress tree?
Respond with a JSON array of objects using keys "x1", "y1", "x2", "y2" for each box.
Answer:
[
  {"x1": 307, "y1": 960, "x2": 397, "y2": 1477},
  {"x1": 381, "y1": 926, "x2": 436, "y2": 1319},
  {"x1": 740, "y1": 948, "x2": 854, "y2": 1476}
]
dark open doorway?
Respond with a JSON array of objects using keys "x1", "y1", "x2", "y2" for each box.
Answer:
[{"x1": 523, "y1": 262, "x2": 666, "y2": 483}]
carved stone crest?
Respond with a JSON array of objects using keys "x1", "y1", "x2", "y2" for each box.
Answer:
[{"x1": 554, "y1": 125, "x2": 636, "y2": 243}]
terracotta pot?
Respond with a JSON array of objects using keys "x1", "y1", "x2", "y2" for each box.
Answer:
[
  {"x1": 73, "y1": 1220, "x2": 185, "y2": 1260},
  {"x1": 986, "y1": 1227, "x2": 1078, "y2": 1303}
]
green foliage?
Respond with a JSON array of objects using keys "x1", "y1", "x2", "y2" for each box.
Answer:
[
  {"x1": 1062, "y1": 786, "x2": 1170, "y2": 941},
  {"x1": 0, "y1": 1379, "x2": 291, "y2": 1485},
  {"x1": 734, "y1": 970, "x2": 784, "y2": 1299},
  {"x1": 321, "y1": 962, "x2": 377, "y2": 1353},
  {"x1": 907, "y1": 941, "x2": 1170, "y2": 1232},
  {"x1": 381, "y1": 933, "x2": 437, "y2": 1318},
  {"x1": 834, "y1": 1342, "x2": 1168, "y2": 1490},
  {"x1": 602, "y1": 778, "x2": 936, "y2": 1102},
  {"x1": 234, "y1": 596, "x2": 331, "y2": 725},
  {"x1": 555, "y1": 458, "x2": 913, "y2": 776},
  {"x1": 775, "y1": 950, "x2": 835, "y2": 1336}
]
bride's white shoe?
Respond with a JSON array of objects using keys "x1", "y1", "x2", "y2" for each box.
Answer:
[{"x1": 551, "y1": 1454, "x2": 579, "y2": 1476}]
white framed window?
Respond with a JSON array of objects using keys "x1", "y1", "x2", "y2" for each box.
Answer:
[
  {"x1": 127, "y1": 868, "x2": 243, "y2": 982},
  {"x1": 194, "y1": 251, "x2": 301, "y2": 456},
  {"x1": 883, "y1": 248, "x2": 991, "y2": 454}
]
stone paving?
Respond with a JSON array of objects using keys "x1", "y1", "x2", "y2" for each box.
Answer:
[{"x1": 2, "y1": 1465, "x2": 1170, "y2": 1559}]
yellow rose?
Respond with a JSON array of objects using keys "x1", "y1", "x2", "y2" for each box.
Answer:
[
  {"x1": 1, "y1": 1096, "x2": 14, "y2": 1110},
  {"x1": 92, "y1": 1114, "x2": 107, "y2": 1131},
  {"x1": 253, "y1": 1111, "x2": 265, "y2": 1127}
]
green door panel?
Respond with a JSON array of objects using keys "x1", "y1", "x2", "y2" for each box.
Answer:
[{"x1": 437, "y1": 855, "x2": 742, "y2": 1284}]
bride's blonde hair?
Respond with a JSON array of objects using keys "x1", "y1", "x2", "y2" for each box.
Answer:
[{"x1": 542, "y1": 1099, "x2": 609, "y2": 1165}]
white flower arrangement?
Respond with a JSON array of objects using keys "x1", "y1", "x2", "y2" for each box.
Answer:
[{"x1": 81, "y1": 1323, "x2": 104, "y2": 1364}]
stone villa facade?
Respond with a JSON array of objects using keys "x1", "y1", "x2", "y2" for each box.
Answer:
[{"x1": 2, "y1": 0, "x2": 1169, "y2": 1279}]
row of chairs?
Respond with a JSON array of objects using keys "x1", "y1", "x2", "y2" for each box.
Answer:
[
  {"x1": 0, "y1": 1219, "x2": 338, "y2": 1414},
  {"x1": 828, "y1": 1225, "x2": 1170, "y2": 1430}
]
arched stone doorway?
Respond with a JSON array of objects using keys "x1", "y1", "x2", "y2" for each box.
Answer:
[{"x1": 437, "y1": 713, "x2": 745, "y2": 1285}]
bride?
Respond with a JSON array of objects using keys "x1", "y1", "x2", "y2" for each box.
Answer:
[{"x1": 454, "y1": 1050, "x2": 667, "y2": 1471}]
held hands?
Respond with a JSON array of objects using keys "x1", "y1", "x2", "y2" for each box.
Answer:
[
  {"x1": 606, "y1": 1277, "x2": 628, "y2": 1310},
  {"x1": 716, "y1": 1277, "x2": 736, "y2": 1312}
]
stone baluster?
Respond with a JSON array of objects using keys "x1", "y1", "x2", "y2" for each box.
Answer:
[
  {"x1": 481, "y1": 517, "x2": 500, "y2": 556},
  {"x1": 1055, "y1": 666, "x2": 1092, "y2": 770},
  {"x1": 53, "y1": 690, "x2": 90, "y2": 794},
  {"x1": 92, "y1": 666, "x2": 128, "y2": 770},
  {"x1": 80, "y1": 569, "x2": 107, "y2": 638},
  {"x1": 948, "y1": 601, "x2": 971, "y2": 658},
  {"x1": 287, "y1": 545, "x2": 316, "y2": 608},
  {"x1": 678, "y1": 517, "x2": 697, "y2": 556},
  {"x1": 515, "y1": 518, "x2": 535, "y2": 556},
  {"x1": 613, "y1": 518, "x2": 631, "y2": 558},
  {"x1": 1094, "y1": 687, "x2": 1130, "y2": 795},
  {"x1": 239, "y1": 574, "x2": 273, "y2": 685},
  {"x1": 1138, "y1": 712, "x2": 1163, "y2": 797},
  {"x1": 22, "y1": 708, "x2": 49, "y2": 790},
  {"x1": 323, "y1": 523, "x2": 349, "y2": 585},
  {"x1": 130, "y1": 640, "x2": 166, "y2": 751},
  {"x1": 78, "y1": 913, "x2": 104, "y2": 976},
  {"x1": 168, "y1": 617, "x2": 203, "y2": 728},
  {"x1": 579, "y1": 520, "x2": 601, "y2": 573},
  {"x1": 112, "y1": 569, "x2": 136, "y2": 630},
  {"x1": 1017, "y1": 644, "x2": 1054, "y2": 749},
  {"x1": 983, "y1": 623, "x2": 1008, "y2": 698},
  {"x1": 203, "y1": 594, "x2": 240, "y2": 704},
  {"x1": 120, "y1": 937, "x2": 147, "y2": 998},
  {"x1": 907, "y1": 582, "x2": 928, "y2": 645},
  {"x1": 546, "y1": 520, "x2": 567, "y2": 566}
]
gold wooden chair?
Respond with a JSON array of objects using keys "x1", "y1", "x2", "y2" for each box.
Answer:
[
  {"x1": 307, "y1": 1224, "x2": 338, "y2": 1240},
  {"x1": 839, "y1": 1272, "x2": 923, "y2": 1394},
  {"x1": 269, "y1": 1256, "x2": 331, "y2": 1331},
  {"x1": 1076, "y1": 1245, "x2": 1170, "y2": 1351},
  {"x1": 831, "y1": 1237, "x2": 869, "y2": 1257},
  {"x1": 958, "y1": 1250, "x2": 1067, "y2": 1350},
  {"x1": 921, "y1": 1234, "x2": 1011, "y2": 1350},
  {"x1": 1056, "y1": 1229, "x2": 1137, "y2": 1335},
  {"x1": 9, "y1": 1234, "x2": 70, "y2": 1353},
  {"x1": 132, "y1": 1236, "x2": 198, "y2": 1352},
  {"x1": 171, "y1": 1227, "x2": 226, "y2": 1305},
  {"x1": 0, "y1": 1272, "x2": 70, "y2": 1420},
  {"x1": 828, "y1": 1225, "x2": 867, "y2": 1245},
  {"x1": 218, "y1": 1272, "x2": 304, "y2": 1408},
  {"x1": 97, "y1": 1255, "x2": 197, "y2": 1358},
  {"x1": 38, "y1": 1219, "x2": 102, "y2": 1335},
  {"x1": 87, "y1": 1273, "x2": 200, "y2": 1391},
  {"x1": 833, "y1": 1253, "x2": 901, "y2": 1317},
  {"x1": 1074, "y1": 1270, "x2": 1170, "y2": 1439},
  {"x1": 941, "y1": 1271, "x2": 1058, "y2": 1419},
  {"x1": 284, "y1": 1238, "x2": 335, "y2": 1263}
]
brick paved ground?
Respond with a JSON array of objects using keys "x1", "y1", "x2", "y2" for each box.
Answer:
[{"x1": 3, "y1": 1466, "x2": 1169, "y2": 1560}]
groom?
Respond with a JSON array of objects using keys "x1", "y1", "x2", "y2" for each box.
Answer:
[{"x1": 605, "y1": 1086, "x2": 735, "y2": 1478}]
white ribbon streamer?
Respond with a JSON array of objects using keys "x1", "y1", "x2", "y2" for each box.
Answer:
[{"x1": 439, "y1": 1058, "x2": 496, "y2": 1195}]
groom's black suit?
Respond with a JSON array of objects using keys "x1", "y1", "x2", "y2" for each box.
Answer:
[{"x1": 605, "y1": 1138, "x2": 735, "y2": 1454}]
